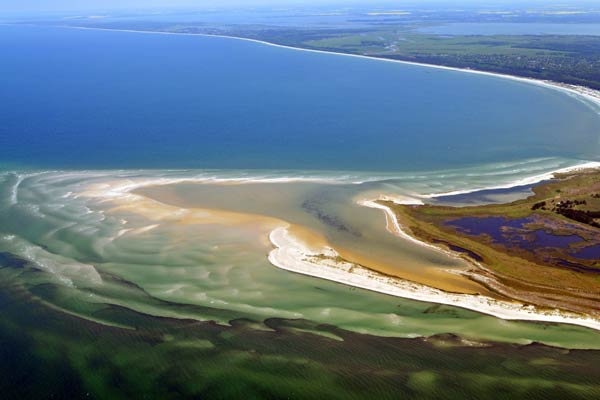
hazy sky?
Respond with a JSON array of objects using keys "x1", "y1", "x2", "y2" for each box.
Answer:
[
  {"x1": 2, "y1": 0, "x2": 362, "y2": 13},
  {"x1": 2, "y1": 0, "x2": 597, "y2": 14}
]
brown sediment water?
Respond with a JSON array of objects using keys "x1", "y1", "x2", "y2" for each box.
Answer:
[
  {"x1": 99, "y1": 180, "x2": 285, "y2": 229},
  {"x1": 333, "y1": 247, "x2": 489, "y2": 295},
  {"x1": 134, "y1": 181, "x2": 490, "y2": 296},
  {"x1": 286, "y1": 224, "x2": 330, "y2": 250}
]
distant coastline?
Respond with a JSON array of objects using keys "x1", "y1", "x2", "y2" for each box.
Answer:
[{"x1": 60, "y1": 25, "x2": 600, "y2": 111}]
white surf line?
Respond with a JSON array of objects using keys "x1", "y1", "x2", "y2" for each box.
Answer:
[
  {"x1": 77, "y1": 174, "x2": 351, "y2": 203},
  {"x1": 9, "y1": 174, "x2": 25, "y2": 205},
  {"x1": 60, "y1": 25, "x2": 600, "y2": 109},
  {"x1": 8, "y1": 171, "x2": 48, "y2": 205},
  {"x1": 422, "y1": 161, "x2": 600, "y2": 199},
  {"x1": 268, "y1": 227, "x2": 600, "y2": 332}
]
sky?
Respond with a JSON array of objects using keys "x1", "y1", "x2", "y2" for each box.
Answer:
[
  {"x1": 2, "y1": 0, "x2": 598, "y2": 14},
  {"x1": 1, "y1": 0, "x2": 357, "y2": 13}
]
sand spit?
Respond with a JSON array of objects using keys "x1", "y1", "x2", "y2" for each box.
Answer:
[{"x1": 268, "y1": 227, "x2": 600, "y2": 332}]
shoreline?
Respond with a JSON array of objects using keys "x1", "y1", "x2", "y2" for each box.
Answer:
[
  {"x1": 268, "y1": 226, "x2": 600, "y2": 332},
  {"x1": 11, "y1": 158, "x2": 600, "y2": 201},
  {"x1": 67, "y1": 161, "x2": 599, "y2": 205},
  {"x1": 421, "y1": 161, "x2": 600, "y2": 199},
  {"x1": 277, "y1": 167, "x2": 600, "y2": 333},
  {"x1": 58, "y1": 25, "x2": 600, "y2": 110}
]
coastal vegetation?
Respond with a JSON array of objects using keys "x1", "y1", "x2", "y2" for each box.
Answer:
[
  {"x1": 303, "y1": 32, "x2": 600, "y2": 89},
  {"x1": 381, "y1": 169, "x2": 600, "y2": 317}
]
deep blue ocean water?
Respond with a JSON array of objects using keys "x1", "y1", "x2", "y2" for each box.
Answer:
[{"x1": 1, "y1": 25, "x2": 599, "y2": 171}]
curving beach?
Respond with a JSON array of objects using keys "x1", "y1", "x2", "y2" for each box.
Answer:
[
  {"x1": 268, "y1": 164, "x2": 600, "y2": 332},
  {"x1": 64, "y1": 25, "x2": 600, "y2": 111},
  {"x1": 268, "y1": 225, "x2": 600, "y2": 332}
]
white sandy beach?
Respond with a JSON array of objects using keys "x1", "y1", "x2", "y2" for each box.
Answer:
[{"x1": 268, "y1": 226, "x2": 600, "y2": 332}]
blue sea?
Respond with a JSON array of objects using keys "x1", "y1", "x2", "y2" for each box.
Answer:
[{"x1": 1, "y1": 25, "x2": 599, "y2": 171}]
